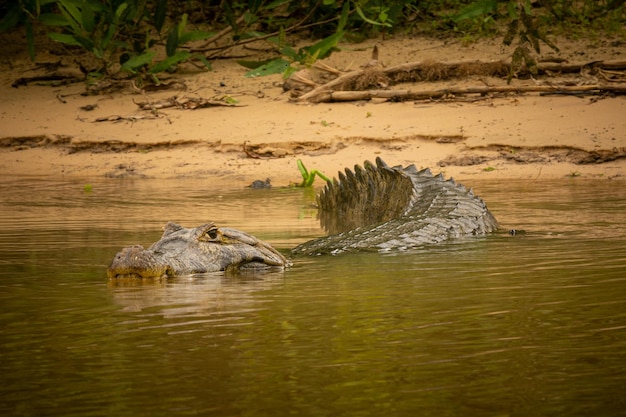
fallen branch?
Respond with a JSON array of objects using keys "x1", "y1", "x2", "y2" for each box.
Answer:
[
  {"x1": 294, "y1": 59, "x2": 626, "y2": 103},
  {"x1": 93, "y1": 115, "x2": 163, "y2": 123},
  {"x1": 314, "y1": 84, "x2": 626, "y2": 103},
  {"x1": 133, "y1": 96, "x2": 244, "y2": 110}
]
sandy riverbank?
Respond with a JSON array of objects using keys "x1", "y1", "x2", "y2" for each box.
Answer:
[{"x1": 1, "y1": 35, "x2": 625, "y2": 185}]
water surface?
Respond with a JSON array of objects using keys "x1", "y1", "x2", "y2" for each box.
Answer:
[{"x1": 1, "y1": 177, "x2": 625, "y2": 417}]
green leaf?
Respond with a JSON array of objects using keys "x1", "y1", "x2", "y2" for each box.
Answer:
[
  {"x1": 355, "y1": 4, "x2": 392, "y2": 27},
  {"x1": 178, "y1": 13, "x2": 188, "y2": 38},
  {"x1": 121, "y1": 51, "x2": 156, "y2": 73},
  {"x1": 280, "y1": 45, "x2": 301, "y2": 61},
  {"x1": 244, "y1": 58, "x2": 290, "y2": 77},
  {"x1": 114, "y1": 2, "x2": 128, "y2": 20},
  {"x1": 524, "y1": 0, "x2": 532, "y2": 15},
  {"x1": 379, "y1": 10, "x2": 389, "y2": 23},
  {"x1": 57, "y1": 0, "x2": 82, "y2": 29},
  {"x1": 149, "y1": 50, "x2": 191, "y2": 73},
  {"x1": 48, "y1": 32, "x2": 82, "y2": 46},
  {"x1": 38, "y1": 13, "x2": 68, "y2": 26},
  {"x1": 81, "y1": 4, "x2": 95, "y2": 32},
  {"x1": 296, "y1": 159, "x2": 329, "y2": 187},
  {"x1": 102, "y1": 21, "x2": 117, "y2": 49},
  {"x1": 507, "y1": 1, "x2": 518, "y2": 19},
  {"x1": 56, "y1": 3, "x2": 80, "y2": 34},
  {"x1": 311, "y1": 169, "x2": 330, "y2": 183},
  {"x1": 153, "y1": 0, "x2": 167, "y2": 32},
  {"x1": 278, "y1": 25, "x2": 286, "y2": 45},
  {"x1": 297, "y1": 159, "x2": 309, "y2": 179},
  {"x1": 266, "y1": 35, "x2": 280, "y2": 46},
  {"x1": 300, "y1": 30, "x2": 344, "y2": 61},
  {"x1": 74, "y1": 35, "x2": 95, "y2": 52},
  {"x1": 453, "y1": 0, "x2": 498, "y2": 22},
  {"x1": 282, "y1": 65, "x2": 297, "y2": 79},
  {"x1": 166, "y1": 26, "x2": 179, "y2": 56},
  {"x1": 337, "y1": 0, "x2": 349, "y2": 31}
]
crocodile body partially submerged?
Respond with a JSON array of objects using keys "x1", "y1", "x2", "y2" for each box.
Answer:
[{"x1": 108, "y1": 158, "x2": 498, "y2": 279}]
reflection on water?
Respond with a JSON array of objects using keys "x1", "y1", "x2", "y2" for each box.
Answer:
[{"x1": 0, "y1": 177, "x2": 625, "y2": 417}]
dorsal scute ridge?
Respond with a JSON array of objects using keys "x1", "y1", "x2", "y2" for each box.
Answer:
[
  {"x1": 404, "y1": 164, "x2": 418, "y2": 175},
  {"x1": 374, "y1": 157, "x2": 388, "y2": 169},
  {"x1": 344, "y1": 166, "x2": 355, "y2": 181},
  {"x1": 418, "y1": 168, "x2": 433, "y2": 177},
  {"x1": 352, "y1": 164, "x2": 364, "y2": 182},
  {"x1": 344, "y1": 166, "x2": 357, "y2": 197},
  {"x1": 316, "y1": 157, "x2": 417, "y2": 234},
  {"x1": 294, "y1": 157, "x2": 499, "y2": 255}
]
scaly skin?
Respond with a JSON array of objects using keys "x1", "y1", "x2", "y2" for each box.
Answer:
[
  {"x1": 108, "y1": 158, "x2": 498, "y2": 278},
  {"x1": 107, "y1": 222, "x2": 288, "y2": 279},
  {"x1": 291, "y1": 157, "x2": 498, "y2": 255}
]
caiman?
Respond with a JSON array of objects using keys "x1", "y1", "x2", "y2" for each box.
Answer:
[{"x1": 107, "y1": 157, "x2": 498, "y2": 279}]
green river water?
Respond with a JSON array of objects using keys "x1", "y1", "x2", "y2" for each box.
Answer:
[{"x1": 0, "y1": 177, "x2": 625, "y2": 417}]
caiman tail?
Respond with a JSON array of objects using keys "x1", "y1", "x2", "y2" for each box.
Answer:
[{"x1": 291, "y1": 157, "x2": 499, "y2": 255}]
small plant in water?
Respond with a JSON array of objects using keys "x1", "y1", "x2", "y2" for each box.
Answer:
[{"x1": 297, "y1": 159, "x2": 330, "y2": 187}]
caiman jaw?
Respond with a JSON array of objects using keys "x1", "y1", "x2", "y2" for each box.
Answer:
[
  {"x1": 106, "y1": 269, "x2": 168, "y2": 279},
  {"x1": 107, "y1": 245, "x2": 168, "y2": 279}
]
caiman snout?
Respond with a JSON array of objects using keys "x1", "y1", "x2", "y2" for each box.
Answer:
[{"x1": 107, "y1": 245, "x2": 168, "y2": 279}]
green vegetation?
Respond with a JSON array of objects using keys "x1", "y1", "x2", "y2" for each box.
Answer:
[
  {"x1": 297, "y1": 159, "x2": 330, "y2": 187},
  {"x1": 1, "y1": 1, "x2": 624, "y2": 83}
]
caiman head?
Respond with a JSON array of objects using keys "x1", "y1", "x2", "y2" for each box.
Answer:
[{"x1": 107, "y1": 222, "x2": 288, "y2": 279}]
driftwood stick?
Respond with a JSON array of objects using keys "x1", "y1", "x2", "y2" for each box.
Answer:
[
  {"x1": 297, "y1": 69, "x2": 363, "y2": 102},
  {"x1": 323, "y1": 84, "x2": 626, "y2": 103},
  {"x1": 537, "y1": 60, "x2": 626, "y2": 72},
  {"x1": 296, "y1": 60, "x2": 508, "y2": 102},
  {"x1": 296, "y1": 59, "x2": 626, "y2": 103}
]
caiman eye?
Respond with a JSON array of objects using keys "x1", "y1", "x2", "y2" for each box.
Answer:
[
  {"x1": 200, "y1": 226, "x2": 221, "y2": 242},
  {"x1": 198, "y1": 224, "x2": 224, "y2": 243}
]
